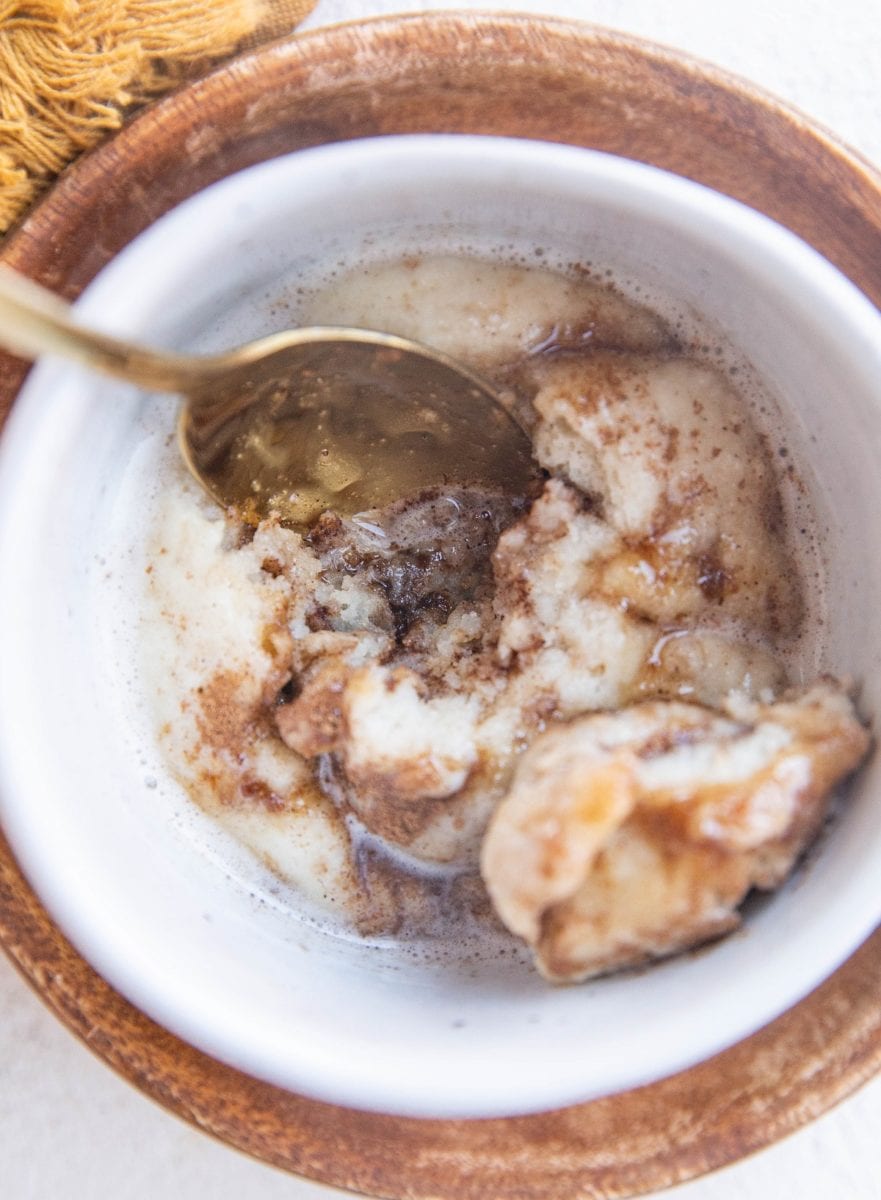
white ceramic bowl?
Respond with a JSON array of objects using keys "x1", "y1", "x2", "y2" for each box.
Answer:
[{"x1": 1, "y1": 135, "x2": 880, "y2": 1119}]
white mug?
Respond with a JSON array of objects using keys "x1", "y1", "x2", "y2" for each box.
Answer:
[{"x1": 1, "y1": 135, "x2": 880, "y2": 1118}]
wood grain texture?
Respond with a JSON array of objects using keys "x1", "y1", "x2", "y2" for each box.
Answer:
[{"x1": 2, "y1": 13, "x2": 881, "y2": 1198}]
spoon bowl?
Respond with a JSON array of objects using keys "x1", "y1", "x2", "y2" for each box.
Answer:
[{"x1": 0, "y1": 266, "x2": 536, "y2": 526}]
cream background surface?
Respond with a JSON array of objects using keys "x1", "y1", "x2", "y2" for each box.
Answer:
[{"x1": 3, "y1": 1, "x2": 881, "y2": 1195}]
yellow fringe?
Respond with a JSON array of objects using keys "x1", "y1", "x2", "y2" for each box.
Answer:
[{"x1": 0, "y1": 0, "x2": 312, "y2": 234}]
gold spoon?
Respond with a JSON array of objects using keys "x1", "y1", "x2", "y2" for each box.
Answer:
[{"x1": 0, "y1": 266, "x2": 537, "y2": 527}]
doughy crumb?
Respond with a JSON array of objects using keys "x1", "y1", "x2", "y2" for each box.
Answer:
[
  {"x1": 147, "y1": 254, "x2": 868, "y2": 974},
  {"x1": 481, "y1": 681, "x2": 869, "y2": 981}
]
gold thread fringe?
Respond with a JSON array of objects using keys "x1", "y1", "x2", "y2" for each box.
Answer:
[{"x1": 0, "y1": 0, "x2": 316, "y2": 233}]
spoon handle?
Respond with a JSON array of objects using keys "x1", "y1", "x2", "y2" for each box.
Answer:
[{"x1": 0, "y1": 266, "x2": 201, "y2": 393}]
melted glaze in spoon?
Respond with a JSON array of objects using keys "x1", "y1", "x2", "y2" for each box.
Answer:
[{"x1": 0, "y1": 266, "x2": 537, "y2": 527}]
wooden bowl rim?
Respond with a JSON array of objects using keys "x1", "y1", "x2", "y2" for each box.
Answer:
[{"x1": 3, "y1": 12, "x2": 881, "y2": 1199}]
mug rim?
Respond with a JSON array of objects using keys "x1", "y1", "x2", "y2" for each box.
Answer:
[{"x1": 2, "y1": 133, "x2": 881, "y2": 1119}]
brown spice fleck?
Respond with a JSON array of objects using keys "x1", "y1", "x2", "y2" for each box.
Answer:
[
  {"x1": 240, "y1": 774, "x2": 285, "y2": 811},
  {"x1": 261, "y1": 556, "x2": 284, "y2": 578},
  {"x1": 696, "y1": 552, "x2": 730, "y2": 603}
]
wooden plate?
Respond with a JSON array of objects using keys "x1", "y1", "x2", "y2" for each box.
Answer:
[{"x1": 3, "y1": 14, "x2": 881, "y2": 1198}]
